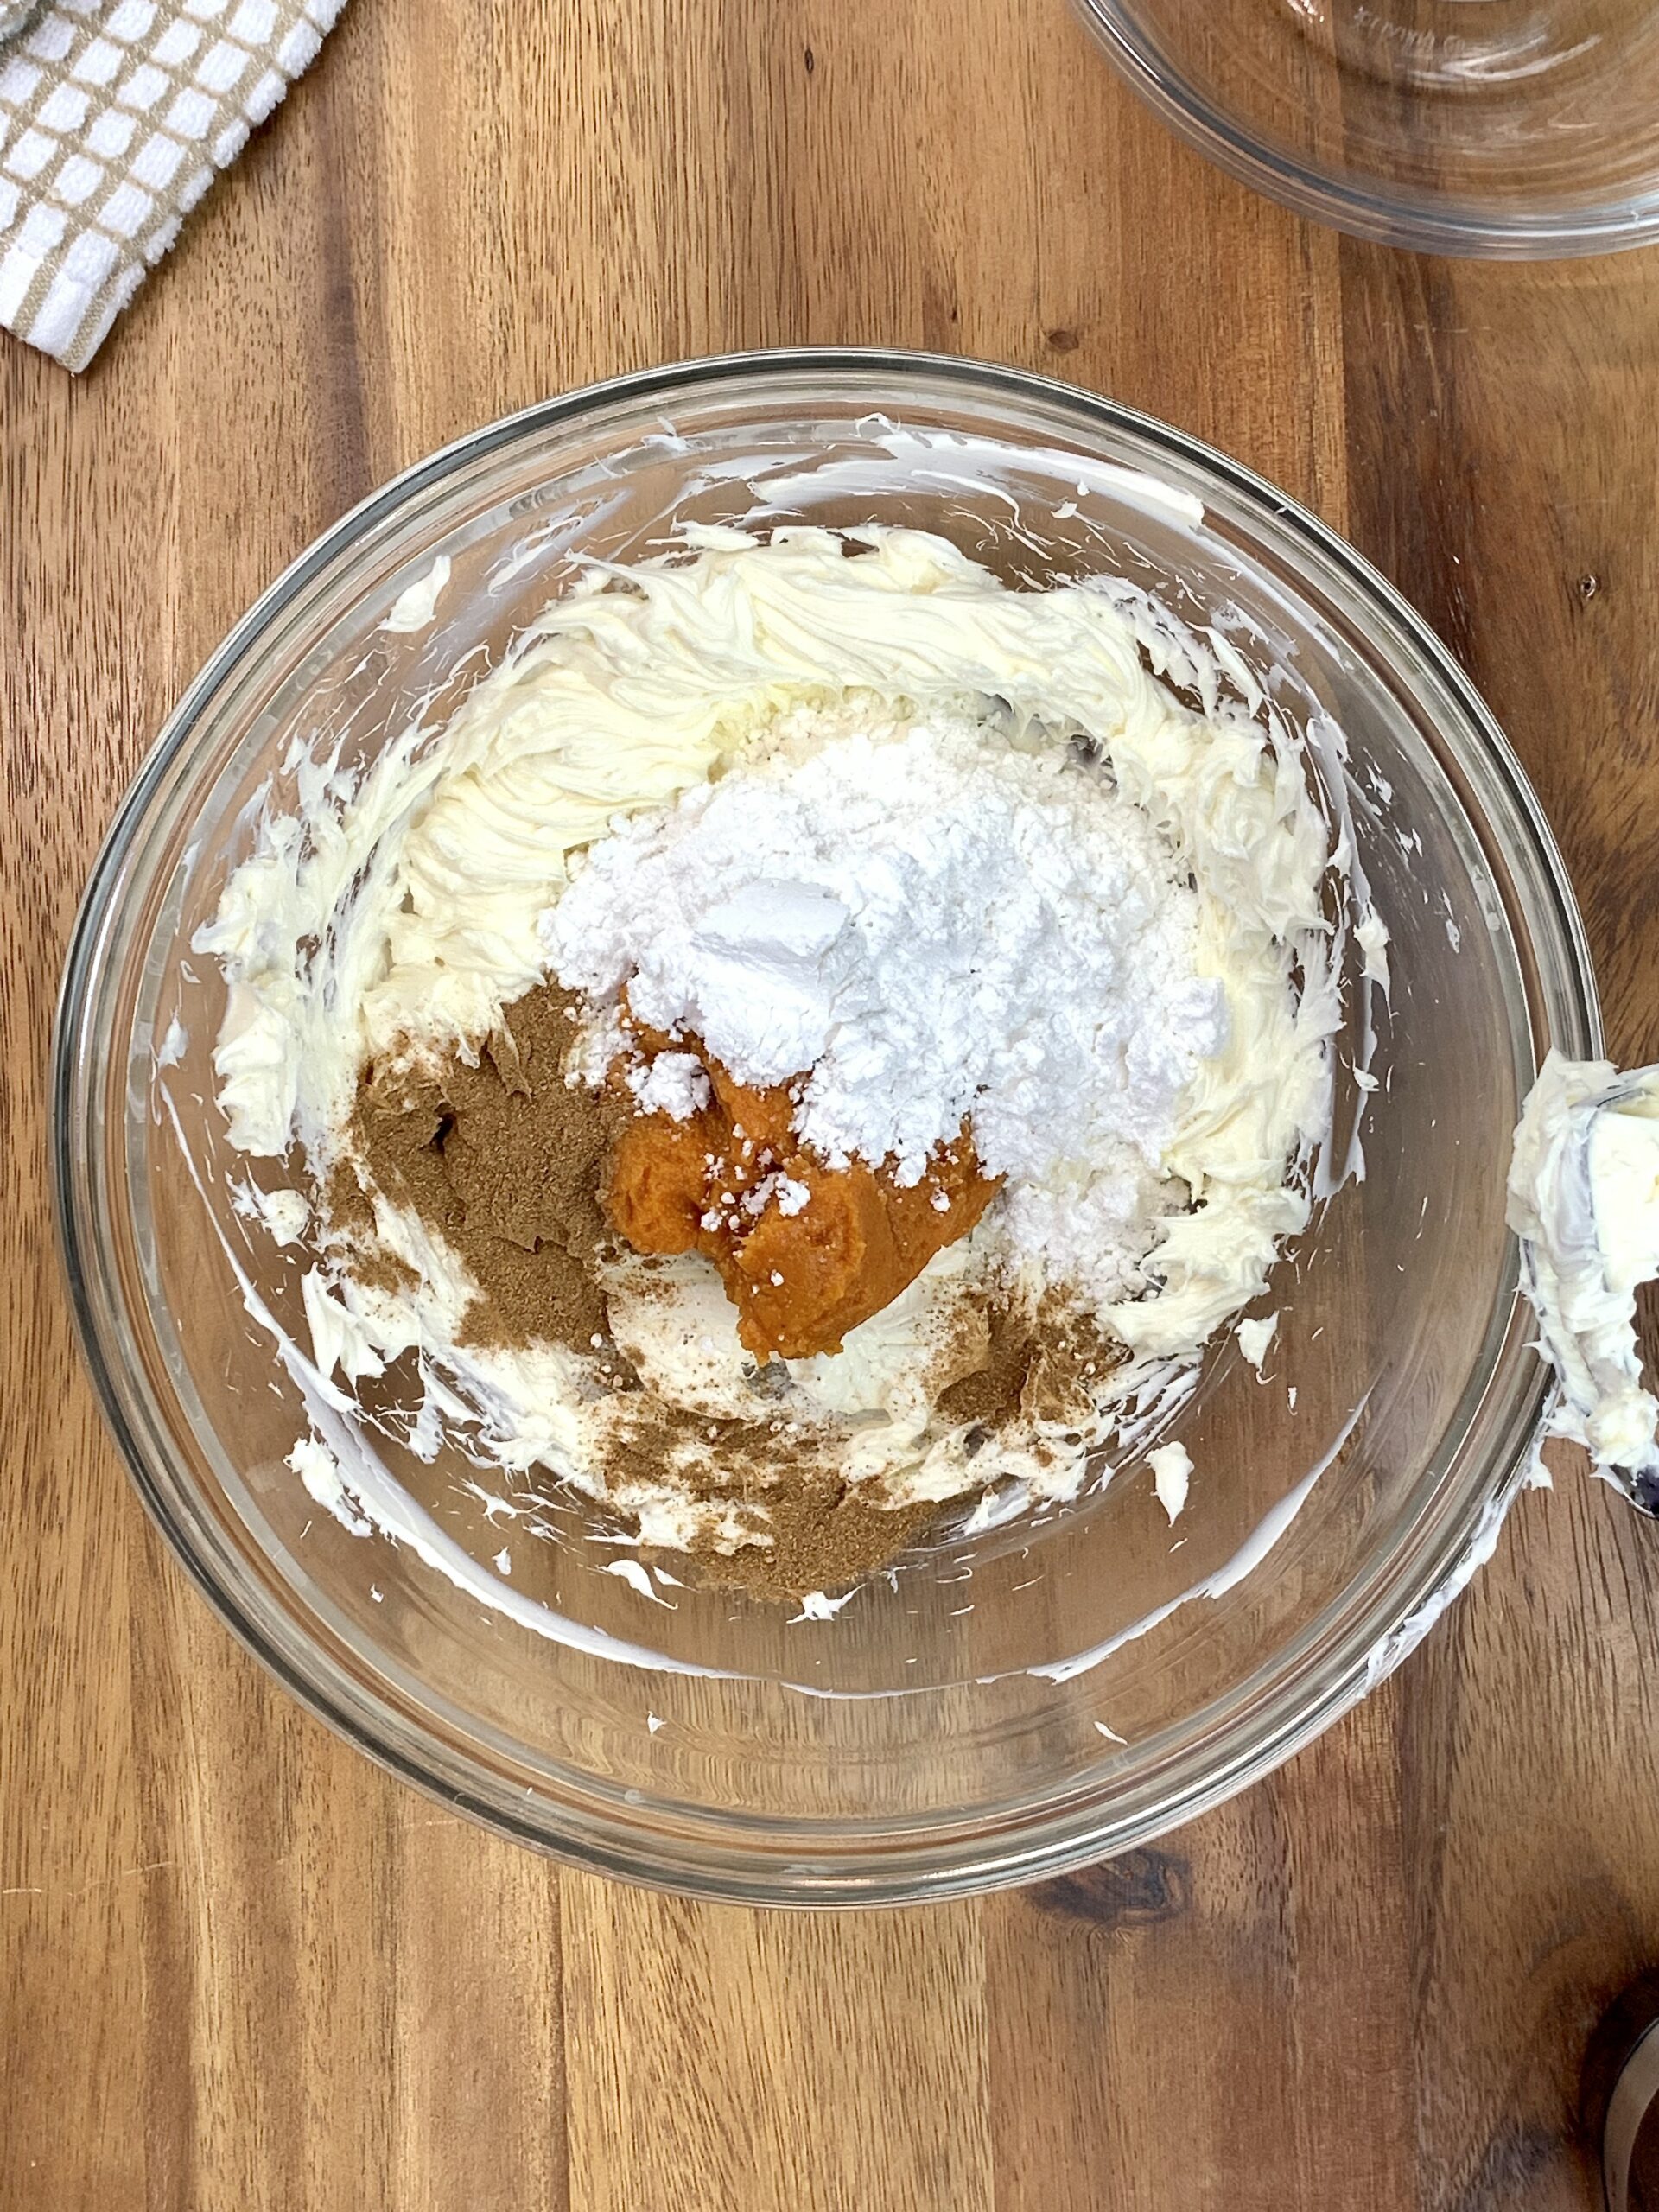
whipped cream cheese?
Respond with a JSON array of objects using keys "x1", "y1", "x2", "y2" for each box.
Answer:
[
  {"x1": 196, "y1": 526, "x2": 1372, "y2": 1558},
  {"x1": 1509, "y1": 1051, "x2": 1659, "y2": 1488}
]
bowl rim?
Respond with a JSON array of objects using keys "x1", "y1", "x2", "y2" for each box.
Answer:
[
  {"x1": 52, "y1": 346, "x2": 1602, "y2": 1904},
  {"x1": 1069, "y1": 0, "x2": 1659, "y2": 260}
]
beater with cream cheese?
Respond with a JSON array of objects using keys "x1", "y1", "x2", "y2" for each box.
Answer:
[
  {"x1": 198, "y1": 526, "x2": 1366, "y2": 1568},
  {"x1": 1509, "y1": 1051, "x2": 1659, "y2": 1495}
]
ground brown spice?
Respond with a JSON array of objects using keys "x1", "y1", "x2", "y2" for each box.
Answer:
[
  {"x1": 1022, "y1": 1309, "x2": 1122, "y2": 1425},
  {"x1": 350, "y1": 983, "x2": 622, "y2": 1357},
  {"x1": 320, "y1": 1160, "x2": 420, "y2": 1300},
  {"x1": 936, "y1": 1300, "x2": 1039, "y2": 1428},
  {"x1": 603, "y1": 1403, "x2": 943, "y2": 1599},
  {"x1": 686, "y1": 1486, "x2": 942, "y2": 1602},
  {"x1": 938, "y1": 1294, "x2": 1123, "y2": 1434}
]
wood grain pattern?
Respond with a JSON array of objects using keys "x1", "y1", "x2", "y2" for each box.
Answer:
[{"x1": 3, "y1": 2, "x2": 1658, "y2": 2205}]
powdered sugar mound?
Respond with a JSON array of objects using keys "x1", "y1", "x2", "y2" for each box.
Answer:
[
  {"x1": 1001, "y1": 1154, "x2": 1181, "y2": 1304},
  {"x1": 628, "y1": 1051, "x2": 711, "y2": 1119},
  {"x1": 544, "y1": 710, "x2": 1227, "y2": 1265}
]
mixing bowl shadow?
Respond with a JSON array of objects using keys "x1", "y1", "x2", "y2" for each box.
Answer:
[{"x1": 54, "y1": 350, "x2": 1597, "y2": 1904}]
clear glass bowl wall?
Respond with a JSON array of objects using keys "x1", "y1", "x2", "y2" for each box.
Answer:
[
  {"x1": 1071, "y1": 0, "x2": 1659, "y2": 257},
  {"x1": 54, "y1": 353, "x2": 1598, "y2": 1904}
]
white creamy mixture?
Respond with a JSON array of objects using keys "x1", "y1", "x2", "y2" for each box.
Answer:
[
  {"x1": 1509, "y1": 1051, "x2": 1659, "y2": 1487},
  {"x1": 200, "y1": 526, "x2": 1360, "y2": 1557}
]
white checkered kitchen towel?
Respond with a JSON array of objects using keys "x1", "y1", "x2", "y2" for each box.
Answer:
[{"x1": 0, "y1": 0, "x2": 347, "y2": 371}]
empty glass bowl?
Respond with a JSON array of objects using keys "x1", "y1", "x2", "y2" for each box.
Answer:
[
  {"x1": 1072, "y1": 0, "x2": 1659, "y2": 257},
  {"x1": 54, "y1": 351, "x2": 1598, "y2": 1902}
]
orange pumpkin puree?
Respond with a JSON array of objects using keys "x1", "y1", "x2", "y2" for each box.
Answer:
[{"x1": 604, "y1": 1040, "x2": 1000, "y2": 1361}]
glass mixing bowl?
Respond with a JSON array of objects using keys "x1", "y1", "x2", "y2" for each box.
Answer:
[
  {"x1": 54, "y1": 351, "x2": 1598, "y2": 1904},
  {"x1": 1071, "y1": 0, "x2": 1659, "y2": 257}
]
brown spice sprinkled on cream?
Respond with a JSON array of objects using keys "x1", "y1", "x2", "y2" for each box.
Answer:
[{"x1": 350, "y1": 984, "x2": 620, "y2": 1358}]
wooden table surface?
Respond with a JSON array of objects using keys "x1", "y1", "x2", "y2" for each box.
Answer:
[{"x1": 6, "y1": 3, "x2": 1659, "y2": 2206}]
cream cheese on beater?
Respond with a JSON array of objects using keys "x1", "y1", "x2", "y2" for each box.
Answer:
[
  {"x1": 197, "y1": 526, "x2": 1369, "y2": 1554},
  {"x1": 1509, "y1": 1051, "x2": 1659, "y2": 1486}
]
